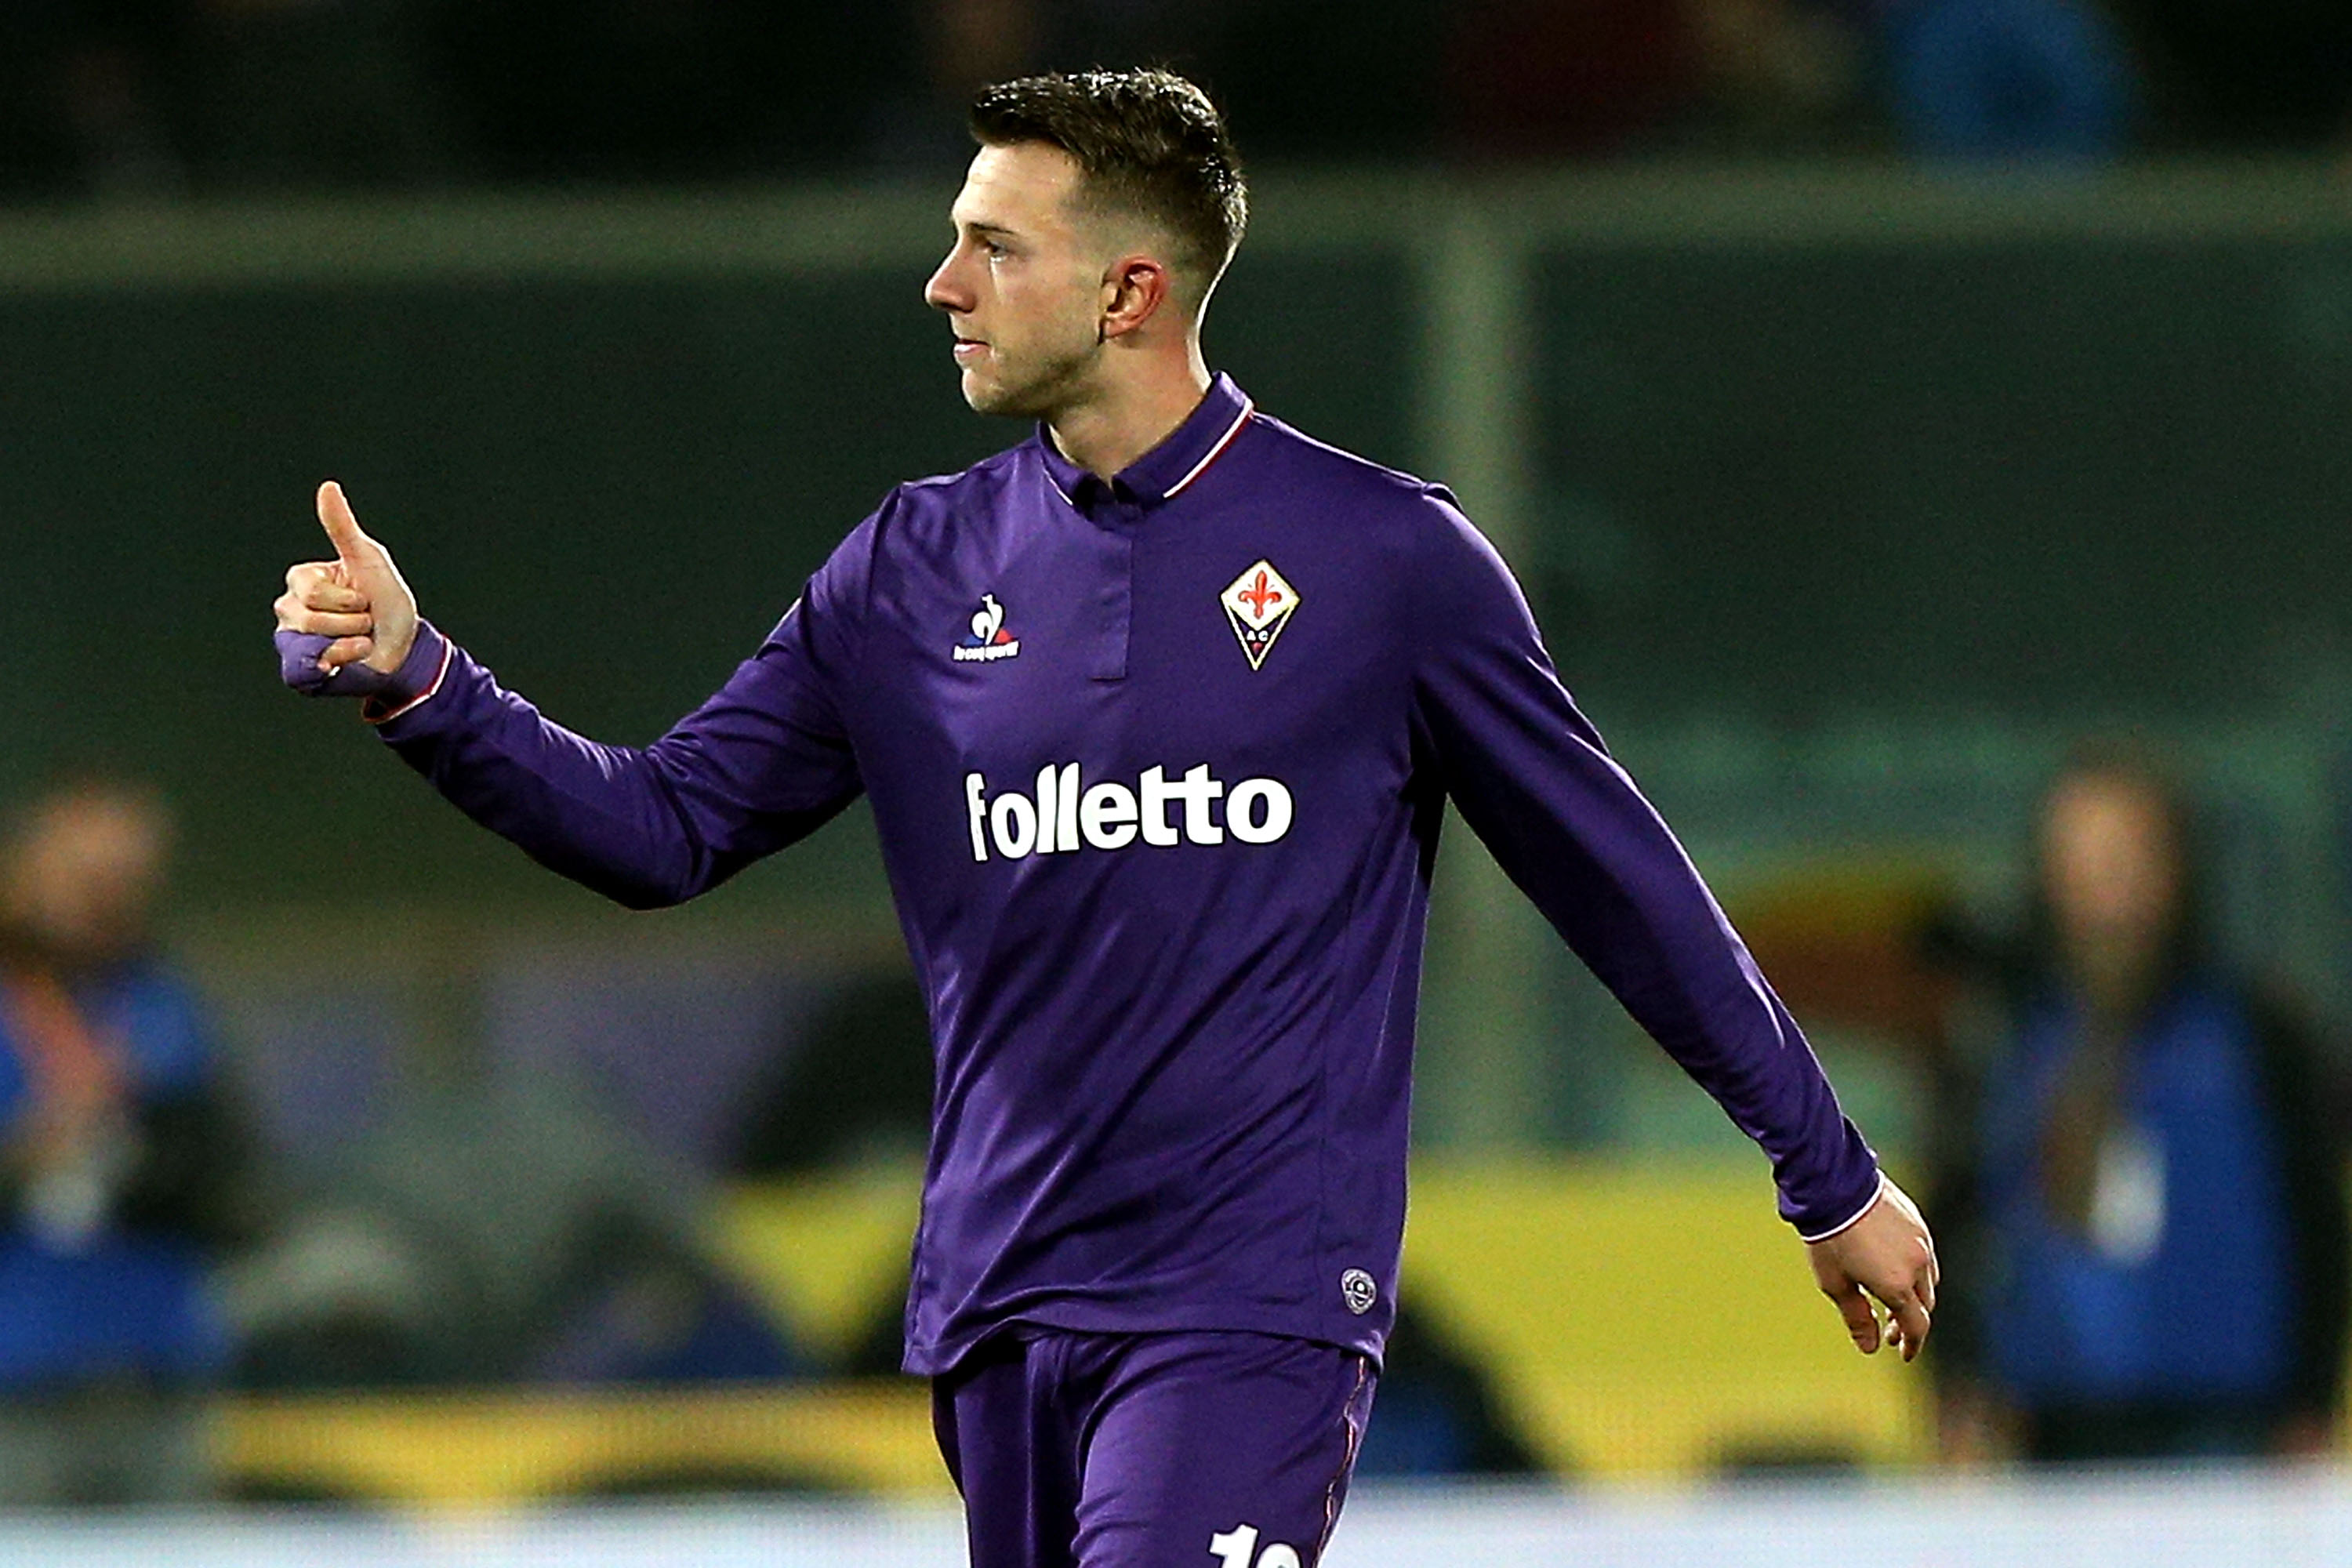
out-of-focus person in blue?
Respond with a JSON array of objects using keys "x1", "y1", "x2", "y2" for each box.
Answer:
[
  {"x1": 0, "y1": 779, "x2": 255, "y2": 1504},
  {"x1": 1878, "y1": 0, "x2": 2138, "y2": 162},
  {"x1": 1936, "y1": 746, "x2": 2348, "y2": 1462}
]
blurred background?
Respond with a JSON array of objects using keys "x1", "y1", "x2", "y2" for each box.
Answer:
[{"x1": 2, "y1": 0, "x2": 2351, "y2": 1561}]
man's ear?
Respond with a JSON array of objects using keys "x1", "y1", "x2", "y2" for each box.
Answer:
[{"x1": 1100, "y1": 254, "x2": 1174, "y2": 341}]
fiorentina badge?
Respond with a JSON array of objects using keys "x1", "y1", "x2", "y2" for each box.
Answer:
[{"x1": 1220, "y1": 559, "x2": 1299, "y2": 670}]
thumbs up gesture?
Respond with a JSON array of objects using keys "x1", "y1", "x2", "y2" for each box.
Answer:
[{"x1": 273, "y1": 482, "x2": 422, "y2": 696}]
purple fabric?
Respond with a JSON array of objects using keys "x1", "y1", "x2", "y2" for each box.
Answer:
[
  {"x1": 340, "y1": 375, "x2": 1882, "y2": 1374},
  {"x1": 934, "y1": 1330, "x2": 1375, "y2": 1568},
  {"x1": 274, "y1": 624, "x2": 439, "y2": 703}
]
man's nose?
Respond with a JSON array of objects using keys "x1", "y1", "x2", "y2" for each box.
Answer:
[{"x1": 924, "y1": 254, "x2": 970, "y2": 313}]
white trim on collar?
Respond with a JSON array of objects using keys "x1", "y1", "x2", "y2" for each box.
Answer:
[{"x1": 1161, "y1": 397, "x2": 1255, "y2": 501}]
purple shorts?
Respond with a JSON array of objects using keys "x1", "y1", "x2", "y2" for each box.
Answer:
[{"x1": 932, "y1": 1329, "x2": 1377, "y2": 1568}]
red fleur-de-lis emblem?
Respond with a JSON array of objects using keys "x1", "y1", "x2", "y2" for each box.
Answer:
[
  {"x1": 1239, "y1": 571, "x2": 1282, "y2": 618},
  {"x1": 1220, "y1": 559, "x2": 1300, "y2": 670}
]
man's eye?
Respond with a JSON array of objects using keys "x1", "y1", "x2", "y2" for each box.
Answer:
[{"x1": 983, "y1": 242, "x2": 1008, "y2": 260}]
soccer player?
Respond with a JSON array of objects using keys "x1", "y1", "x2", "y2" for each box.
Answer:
[{"x1": 274, "y1": 68, "x2": 1935, "y2": 1568}]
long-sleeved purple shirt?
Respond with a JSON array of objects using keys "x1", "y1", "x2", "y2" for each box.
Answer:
[{"x1": 348, "y1": 373, "x2": 1880, "y2": 1373}]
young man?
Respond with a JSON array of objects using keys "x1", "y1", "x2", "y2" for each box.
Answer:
[{"x1": 274, "y1": 69, "x2": 1935, "y2": 1568}]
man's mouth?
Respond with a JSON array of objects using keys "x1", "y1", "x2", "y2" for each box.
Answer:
[{"x1": 953, "y1": 337, "x2": 989, "y2": 366}]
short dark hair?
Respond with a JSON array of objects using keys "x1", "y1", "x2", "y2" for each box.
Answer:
[{"x1": 970, "y1": 69, "x2": 1248, "y2": 301}]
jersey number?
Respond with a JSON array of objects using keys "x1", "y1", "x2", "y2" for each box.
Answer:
[{"x1": 1210, "y1": 1523, "x2": 1302, "y2": 1568}]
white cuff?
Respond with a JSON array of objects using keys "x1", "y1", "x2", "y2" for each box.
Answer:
[
  {"x1": 1798, "y1": 1173, "x2": 1888, "y2": 1244},
  {"x1": 364, "y1": 633, "x2": 453, "y2": 726}
]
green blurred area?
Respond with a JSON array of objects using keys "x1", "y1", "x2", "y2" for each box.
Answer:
[{"x1": 3, "y1": 164, "x2": 2348, "y2": 1158}]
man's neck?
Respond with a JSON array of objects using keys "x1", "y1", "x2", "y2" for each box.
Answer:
[{"x1": 1047, "y1": 349, "x2": 1213, "y2": 482}]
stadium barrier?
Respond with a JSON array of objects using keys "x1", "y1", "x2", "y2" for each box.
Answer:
[{"x1": 8, "y1": 1469, "x2": 2352, "y2": 1566}]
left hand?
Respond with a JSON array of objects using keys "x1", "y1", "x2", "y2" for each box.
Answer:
[{"x1": 1807, "y1": 1175, "x2": 1938, "y2": 1361}]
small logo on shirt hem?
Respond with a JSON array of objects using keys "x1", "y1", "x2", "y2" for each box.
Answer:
[
  {"x1": 954, "y1": 593, "x2": 1021, "y2": 662},
  {"x1": 1340, "y1": 1268, "x2": 1377, "y2": 1315}
]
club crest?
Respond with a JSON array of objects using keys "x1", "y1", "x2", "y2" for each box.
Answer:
[{"x1": 1220, "y1": 560, "x2": 1298, "y2": 671}]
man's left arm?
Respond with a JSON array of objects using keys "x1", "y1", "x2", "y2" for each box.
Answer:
[{"x1": 1409, "y1": 497, "x2": 1936, "y2": 1358}]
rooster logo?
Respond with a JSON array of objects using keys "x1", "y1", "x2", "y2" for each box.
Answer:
[{"x1": 953, "y1": 593, "x2": 1022, "y2": 662}]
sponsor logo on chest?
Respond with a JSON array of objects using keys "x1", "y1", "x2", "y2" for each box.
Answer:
[{"x1": 965, "y1": 762, "x2": 1293, "y2": 862}]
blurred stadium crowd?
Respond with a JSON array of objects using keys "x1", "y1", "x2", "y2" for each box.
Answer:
[{"x1": 3, "y1": 0, "x2": 2352, "y2": 202}]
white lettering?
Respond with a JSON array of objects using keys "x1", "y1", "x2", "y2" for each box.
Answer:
[
  {"x1": 1208, "y1": 1525, "x2": 1300, "y2": 1568},
  {"x1": 1054, "y1": 762, "x2": 1080, "y2": 854},
  {"x1": 1177, "y1": 763, "x2": 1225, "y2": 845},
  {"x1": 1138, "y1": 766, "x2": 1182, "y2": 848},
  {"x1": 1225, "y1": 779, "x2": 1294, "y2": 844},
  {"x1": 1208, "y1": 1526, "x2": 1258, "y2": 1568},
  {"x1": 967, "y1": 764, "x2": 1290, "y2": 862},
  {"x1": 989, "y1": 792, "x2": 1037, "y2": 859},
  {"x1": 1034, "y1": 764, "x2": 1060, "y2": 855},
  {"x1": 1080, "y1": 782, "x2": 1138, "y2": 850}
]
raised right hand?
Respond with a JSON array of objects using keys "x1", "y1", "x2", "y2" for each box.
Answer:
[{"x1": 273, "y1": 481, "x2": 420, "y2": 692}]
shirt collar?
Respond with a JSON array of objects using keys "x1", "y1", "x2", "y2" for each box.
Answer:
[{"x1": 1036, "y1": 372, "x2": 1254, "y2": 512}]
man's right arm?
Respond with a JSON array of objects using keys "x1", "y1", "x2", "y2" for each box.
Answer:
[{"x1": 273, "y1": 483, "x2": 868, "y2": 909}]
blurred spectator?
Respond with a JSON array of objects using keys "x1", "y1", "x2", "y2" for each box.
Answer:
[
  {"x1": 0, "y1": 779, "x2": 256, "y2": 1504},
  {"x1": 230, "y1": 1053, "x2": 802, "y2": 1388},
  {"x1": 1877, "y1": 0, "x2": 2138, "y2": 163},
  {"x1": 868, "y1": 0, "x2": 1047, "y2": 166},
  {"x1": 1686, "y1": 0, "x2": 1875, "y2": 154},
  {"x1": 1441, "y1": 0, "x2": 1704, "y2": 158},
  {"x1": 8, "y1": 0, "x2": 2352, "y2": 201},
  {"x1": 1931, "y1": 746, "x2": 2349, "y2": 1462}
]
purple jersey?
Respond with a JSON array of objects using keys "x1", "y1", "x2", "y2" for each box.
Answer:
[{"x1": 351, "y1": 374, "x2": 1880, "y2": 1374}]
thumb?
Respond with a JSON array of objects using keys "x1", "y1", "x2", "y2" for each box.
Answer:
[{"x1": 317, "y1": 481, "x2": 375, "y2": 567}]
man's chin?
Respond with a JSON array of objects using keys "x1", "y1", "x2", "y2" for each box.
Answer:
[
  {"x1": 959, "y1": 350, "x2": 1095, "y2": 420},
  {"x1": 960, "y1": 372, "x2": 1040, "y2": 419}
]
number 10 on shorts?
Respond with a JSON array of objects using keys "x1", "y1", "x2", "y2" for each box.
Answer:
[{"x1": 1209, "y1": 1523, "x2": 1302, "y2": 1568}]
